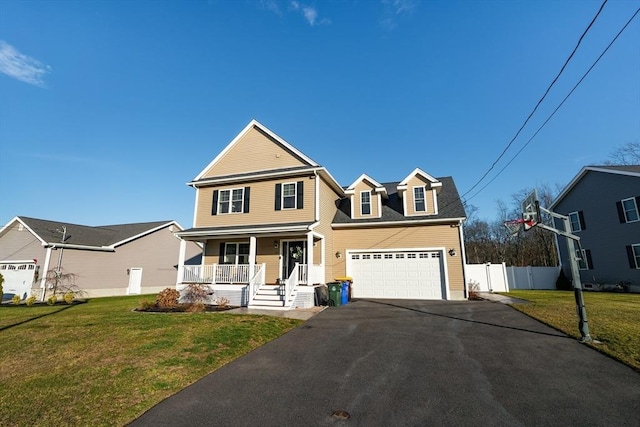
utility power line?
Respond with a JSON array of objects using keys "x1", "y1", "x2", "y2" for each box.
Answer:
[
  {"x1": 460, "y1": 0, "x2": 609, "y2": 201},
  {"x1": 463, "y1": 6, "x2": 640, "y2": 205}
]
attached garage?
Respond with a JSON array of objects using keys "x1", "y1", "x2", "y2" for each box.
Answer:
[{"x1": 346, "y1": 249, "x2": 446, "y2": 300}]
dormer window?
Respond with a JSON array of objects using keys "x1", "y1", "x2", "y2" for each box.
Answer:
[
  {"x1": 414, "y1": 187, "x2": 426, "y2": 212},
  {"x1": 361, "y1": 191, "x2": 371, "y2": 215}
]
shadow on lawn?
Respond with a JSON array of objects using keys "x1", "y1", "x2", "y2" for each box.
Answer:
[{"x1": 0, "y1": 302, "x2": 84, "y2": 332}]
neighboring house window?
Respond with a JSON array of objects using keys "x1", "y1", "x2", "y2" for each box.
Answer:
[
  {"x1": 212, "y1": 187, "x2": 250, "y2": 215},
  {"x1": 576, "y1": 249, "x2": 592, "y2": 270},
  {"x1": 275, "y1": 181, "x2": 304, "y2": 210},
  {"x1": 627, "y1": 244, "x2": 640, "y2": 269},
  {"x1": 223, "y1": 243, "x2": 250, "y2": 264},
  {"x1": 617, "y1": 197, "x2": 640, "y2": 223},
  {"x1": 361, "y1": 191, "x2": 371, "y2": 215},
  {"x1": 568, "y1": 211, "x2": 586, "y2": 232},
  {"x1": 414, "y1": 187, "x2": 426, "y2": 212}
]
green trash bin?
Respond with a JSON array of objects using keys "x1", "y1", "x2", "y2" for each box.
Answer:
[{"x1": 327, "y1": 282, "x2": 342, "y2": 307}]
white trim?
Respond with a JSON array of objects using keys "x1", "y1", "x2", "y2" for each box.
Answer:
[
  {"x1": 360, "y1": 190, "x2": 372, "y2": 216},
  {"x1": 332, "y1": 218, "x2": 466, "y2": 228},
  {"x1": 458, "y1": 222, "x2": 467, "y2": 297},
  {"x1": 568, "y1": 211, "x2": 582, "y2": 232},
  {"x1": 314, "y1": 171, "x2": 320, "y2": 222},
  {"x1": 550, "y1": 166, "x2": 640, "y2": 209},
  {"x1": 345, "y1": 246, "x2": 450, "y2": 300},
  {"x1": 345, "y1": 173, "x2": 388, "y2": 197},
  {"x1": 621, "y1": 197, "x2": 639, "y2": 223},
  {"x1": 176, "y1": 223, "x2": 314, "y2": 238},
  {"x1": 193, "y1": 187, "x2": 200, "y2": 227},
  {"x1": 111, "y1": 221, "x2": 181, "y2": 248},
  {"x1": 0, "y1": 217, "x2": 48, "y2": 245},
  {"x1": 399, "y1": 168, "x2": 440, "y2": 186},
  {"x1": 217, "y1": 187, "x2": 246, "y2": 215},
  {"x1": 47, "y1": 243, "x2": 116, "y2": 252},
  {"x1": 376, "y1": 193, "x2": 383, "y2": 218},
  {"x1": 193, "y1": 120, "x2": 319, "y2": 182},
  {"x1": 0, "y1": 259, "x2": 36, "y2": 264},
  {"x1": 432, "y1": 189, "x2": 439, "y2": 214},
  {"x1": 40, "y1": 247, "x2": 53, "y2": 300},
  {"x1": 631, "y1": 244, "x2": 640, "y2": 269},
  {"x1": 413, "y1": 186, "x2": 427, "y2": 213}
]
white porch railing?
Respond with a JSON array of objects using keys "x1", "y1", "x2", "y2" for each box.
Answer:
[
  {"x1": 298, "y1": 264, "x2": 308, "y2": 284},
  {"x1": 282, "y1": 263, "x2": 301, "y2": 308},
  {"x1": 248, "y1": 264, "x2": 266, "y2": 305},
  {"x1": 181, "y1": 264, "x2": 260, "y2": 285}
]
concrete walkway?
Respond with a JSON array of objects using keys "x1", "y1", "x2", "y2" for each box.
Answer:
[
  {"x1": 479, "y1": 292, "x2": 530, "y2": 304},
  {"x1": 225, "y1": 305, "x2": 326, "y2": 320},
  {"x1": 130, "y1": 299, "x2": 640, "y2": 427}
]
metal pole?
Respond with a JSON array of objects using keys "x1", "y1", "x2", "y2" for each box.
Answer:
[{"x1": 562, "y1": 217, "x2": 592, "y2": 342}]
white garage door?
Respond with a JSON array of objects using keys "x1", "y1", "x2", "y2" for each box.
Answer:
[{"x1": 347, "y1": 250, "x2": 445, "y2": 300}]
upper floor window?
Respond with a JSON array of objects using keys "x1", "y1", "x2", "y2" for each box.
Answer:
[
  {"x1": 414, "y1": 187, "x2": 426, "y2": 212},
  {"x1": 619, "y1": 197, "x2": 639, "y2": 223},
  {"x1": 361, "y1": 191, "x2": 371, "y2": 215},
  {"x1": 568, "y1": 211, "x2": 586, "y2": 232},
  {"x1": 212, "y1": 187, "x2": 250, "y2": 215},
  {"x1": 282, "y1": 183, "x2": 297, "y2": 209},
  {"x1": 219, "y1": 188, "x2": 244, "y2": 214},
  {"x1": 275, "y1": 181, "x2": 304, "y2": 211}
]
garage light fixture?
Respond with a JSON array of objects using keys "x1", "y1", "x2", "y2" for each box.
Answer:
[
  {"x1": 335, "y1": 251, "x2": 342, "y2": 259},
  {"x1": 448, "y1": 248, "x2": 456, "y2": 256}
]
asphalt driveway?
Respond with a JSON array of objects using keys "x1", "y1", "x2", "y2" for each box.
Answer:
[{"x1": 130, "y1": 299, "x2": 640, "y2": 426}]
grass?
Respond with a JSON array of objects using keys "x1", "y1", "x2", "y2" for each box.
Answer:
[
  {"x1": 0, "y1": 295, "x2": 302, "y2": 426},
  {"x1": 507, "y1": 290, "x2": 640, "y2": 371}
]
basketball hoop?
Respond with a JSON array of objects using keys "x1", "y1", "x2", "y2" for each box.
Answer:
[{"x1": 504, "y1": 219, "x2": 534, "y2": 237}]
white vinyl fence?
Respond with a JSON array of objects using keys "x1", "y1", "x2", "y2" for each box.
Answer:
[{"x1": 465, "y1": 263, "x2": 560, "y2": 292}]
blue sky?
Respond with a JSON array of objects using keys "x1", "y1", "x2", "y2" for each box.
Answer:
[{"x1": 1, "y1": 0, "x2": 638, "y2": 229}]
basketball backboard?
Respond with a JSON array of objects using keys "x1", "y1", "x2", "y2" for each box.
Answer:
[{"x1": 521, "y1": 189, "x2": 540, "y2": 230}]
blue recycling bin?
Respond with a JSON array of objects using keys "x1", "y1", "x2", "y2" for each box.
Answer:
[{"x1": 341, "y1": 281, "x2": 349, "y2": 305}]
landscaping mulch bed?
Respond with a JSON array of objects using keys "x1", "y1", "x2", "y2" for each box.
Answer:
[{"x1": 134, "y1": 304, "x2": 238, "y2": 313}]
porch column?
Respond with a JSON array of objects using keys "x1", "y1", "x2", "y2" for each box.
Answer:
[
  {"x1": 306, "y1": 233, "x2": 314, "y2": 266},
  {"x1": 249, "y1": 236, "x2": 257, "y2": 275},
  {"x1": 177, "y1": 239, "x2": 187, "y2": 286}
]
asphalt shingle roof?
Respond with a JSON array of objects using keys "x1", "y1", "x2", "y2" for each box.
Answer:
[
  {"x1": 332, "y1": 176, "x2": 466, "y2": 224},
  {"x1": 17, "y1": 217, "x2": 173, "y2": 247}
]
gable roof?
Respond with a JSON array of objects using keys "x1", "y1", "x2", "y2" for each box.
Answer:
[
  {"x1": 333, "y1": 176, "x2": 466, "y2": 226},
  {"x1": 550, "y1": 165, "x2": 640, "y2": 209},
  {"x1": 0, "y1": 216, "x2": 182, "y2": 250},
  {"x1": 193, "y1": 120, "x2": 320, "y2": 182},
  {"x1": 345, "y1": 173, "x2": 388, "y2": 198},
  {"x1": 398, "y1": 168, "x2": 442, "y2": 187}
]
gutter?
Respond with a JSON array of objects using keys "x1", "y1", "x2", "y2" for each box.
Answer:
[
  {"x1": 332, "y1": 217, "x2": 467, "y2": 228},
  {"x1": 45, "y1": 243, "x2": 115, "y2": 252}
]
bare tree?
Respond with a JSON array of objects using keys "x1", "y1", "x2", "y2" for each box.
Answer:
[{"x1": 606, "y1": 141, "x2": 640, "y2": 165}]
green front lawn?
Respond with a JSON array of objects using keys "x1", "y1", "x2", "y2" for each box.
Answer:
[
  {"x1": 507, "y1": 290, "x2": 640, "y2": 371},
  {"x1": 0, "y1": 296, "x2": 302, "y2": 426}
]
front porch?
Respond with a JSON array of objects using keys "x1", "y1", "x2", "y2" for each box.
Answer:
[{"x1": 177, "y1": 262, "x2": 322, "y2": 309}]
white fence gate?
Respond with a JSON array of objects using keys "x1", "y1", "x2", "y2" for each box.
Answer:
[{"x1": 465, "y1": 264, "x2": 560, "y2": 292}]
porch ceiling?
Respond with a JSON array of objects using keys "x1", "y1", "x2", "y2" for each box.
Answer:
[{"x1": 176, "y1": 221, "x2": 317, "y2": 240}]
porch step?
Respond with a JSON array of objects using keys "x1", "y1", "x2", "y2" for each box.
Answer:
[{"x1": 249, "y1": 298, "x2": 285, "y2": 307}]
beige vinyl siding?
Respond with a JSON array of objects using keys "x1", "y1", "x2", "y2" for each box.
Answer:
[
  {"x1": 202, "y1": 127, "x2": 309, "y2": 178},
  {"x1": 204, "y1": 238, "x2": 283, "y2": 284},
  {"x1": 332, "y1": 224, "x2": 464, "y2": 294},
  {"x1": 195, "y1": 177, "x2": 316, "y2": 228},
  {"x1": 352, "y1": 181, "x2": 380, "y2": 219},
  {"x1": 316, "y1": 177, "x2": 342, "y2": 281},
  {"x1": 404, "y1": 176, "x2": 437, "y2": 216},
  {"x1": 52, "y1": 227, "x2": 200, "y2": 297}
]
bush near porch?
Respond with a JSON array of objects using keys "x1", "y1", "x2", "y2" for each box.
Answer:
[
  {"x1": 0, "y1": 295, "x2": 301, "y2": 426},
  {"x1": 507, "y1": 290, "x2": 640, "y2": 371}
]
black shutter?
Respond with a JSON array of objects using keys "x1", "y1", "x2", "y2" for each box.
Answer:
[
  {"x1": 219, "y1": 242, "x2": 226, "y2": 264},
  {"x1": 296, "y1": 180, "x2": 304, "y2": 209},
  {"x1": 616, "y1": 201, "x2": 626, "y2": 223},
  {"x1": 243, "y1": 187, "x2": 250, "y2": 213},
  {"x1": 578, "y1": 211, "x2": 586, "y2": 230},
  {"x1": 627, "y1": 246, "x2": 638, "y2": 269},
  {"x1": 212, "y1": 190, "x2": 219, "y2": 215},
  {"x1": 275, "y1": 184, "x2": 282, "y2": 211},
  {"x1": 585, "y1": 249, "x2": 593, "y2": 270}
]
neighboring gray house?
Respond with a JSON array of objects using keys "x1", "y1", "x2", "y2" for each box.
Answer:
[
  {"x1": 0, "y1": 216, "x2": 202, "y2": 300},
  {"x1": 549, "y1": 165, "x2": 640, "y2": 293}
]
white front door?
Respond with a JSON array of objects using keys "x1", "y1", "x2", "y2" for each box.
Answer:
[
  {"x1": 347, "y1": 250, "x2": 445, "y2": 300},
  {"x1": 127, "y1": 268, "x2": 143, "y2": 294}
]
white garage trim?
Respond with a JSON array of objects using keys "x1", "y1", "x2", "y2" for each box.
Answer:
[{"x1": 346, "y1": 247, "x2": 450, "y2": 300}]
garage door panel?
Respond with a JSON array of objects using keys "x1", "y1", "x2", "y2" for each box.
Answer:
[{"x1": 348, "y1": 250, "x2": 445, "y2": 300}]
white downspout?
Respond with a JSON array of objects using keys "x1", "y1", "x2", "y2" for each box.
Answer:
[{"x1": 40, "y1": 247, "x2": 53, "y2": 301}]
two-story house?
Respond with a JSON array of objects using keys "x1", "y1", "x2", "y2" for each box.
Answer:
[
  {"x1": 549, "y1": 165, "x2": 640, "y2": 293},
  {"x1": 175, "y1": 120, "x2": 467, "y2": 308}
]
